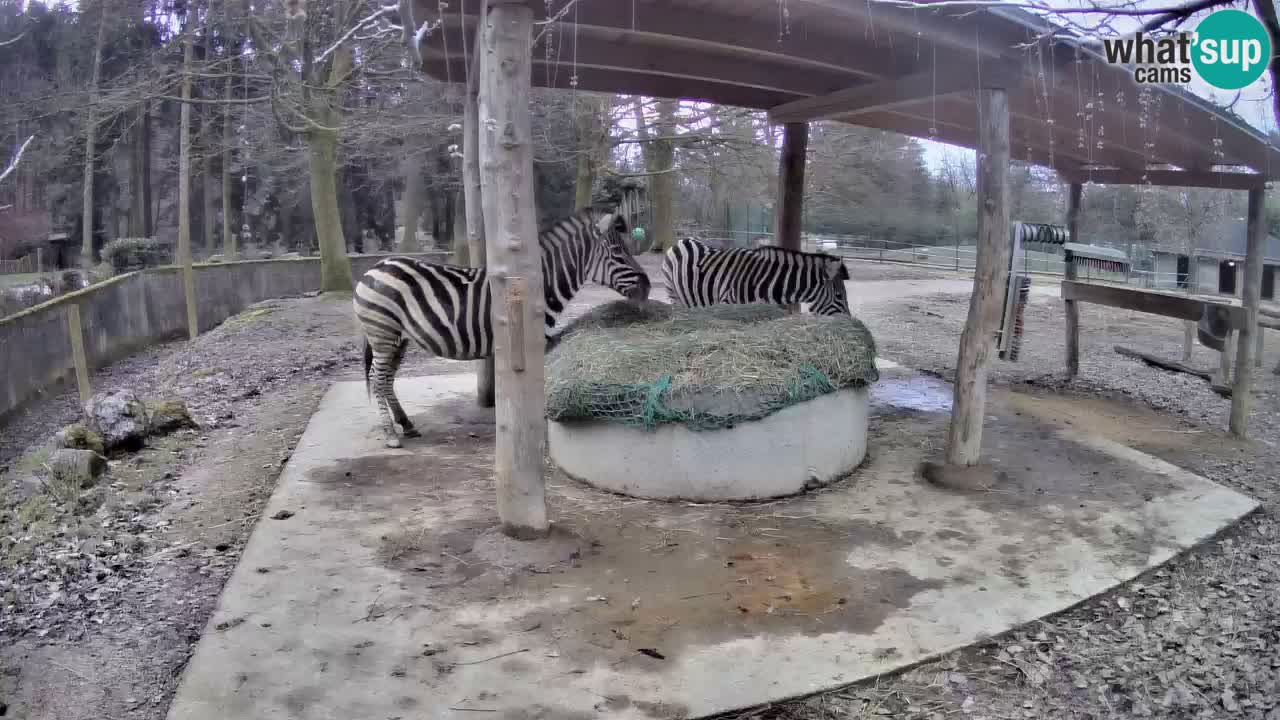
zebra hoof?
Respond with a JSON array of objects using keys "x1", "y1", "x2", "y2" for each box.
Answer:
[
  {"x1": 385, "y1": 436, "x2": 403, "y2": 449},
  {"x1": 402, "y1": 427, "x2": 421, "y2": 438}
]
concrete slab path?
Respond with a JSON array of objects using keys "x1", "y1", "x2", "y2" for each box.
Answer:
[{"x1": 166, "y1": 370, "x2": 1258, "y2": 720}]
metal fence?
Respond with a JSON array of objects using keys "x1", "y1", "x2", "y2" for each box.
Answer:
[{"x1": 0, "y1": 253, "x2": 39, "y2": 275}]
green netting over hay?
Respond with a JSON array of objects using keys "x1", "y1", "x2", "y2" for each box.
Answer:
[{"x1": 546, "y1": 301, "x2": 879, "y2": 431}]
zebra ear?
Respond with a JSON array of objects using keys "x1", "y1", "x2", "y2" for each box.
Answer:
[
  {"x1": 826, "y1": 259, "x2": 849, "y2": 280},
  {"x1": 612, "y1": 213, "x2": 630, "y2": 236}
]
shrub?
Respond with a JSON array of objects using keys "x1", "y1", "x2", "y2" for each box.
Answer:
[{"x1": 102, "y1": 237, "x2": 167, "y2": 272}]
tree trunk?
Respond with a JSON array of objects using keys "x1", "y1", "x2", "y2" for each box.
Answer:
[
  {"x1": 479, "y1": 2, "x2": 546, "y2": 538},
  {"x1": 81, "y1": 10, "x2": 108, "y2": 265},
  {"x1": 945, "y1": 87, "x2": 1010, "y2": 467},
  {"x1": 202, "y1": 153, "x2": 217, "y2": 258},
  {"x1": 633, "y1": 98, "x2": 676, "y2": 251},
  {"x1": 653, "y1": 101, "x2": 676, "y2": 251},
  {"x1": 129, "y1": 103, "x2": 153, "y2": 238},
  {"x1": 177, "y1": 23, "x2": 198, "y2": 340},
  {"x1": 308, "y1": 127, "x2": 354, "y2": 291},
  {"x1": 399, "y1": 159, "x2": 424, "y2": 251},
  {"x1": 464, "y1": 26, "x2": 494, "y2": 408},
  {"x1": 222, "y1": 77, "x2": 236, "y2": 258},
  {"x1": 574, "y1": 96, "x2": 608, "y2": 210},
  {"x1": 452, "y1": 190, "x2": 468, "y2": 265},
  {"x1": 307, "y1": 38, "x2": 354, "y2": 292}
]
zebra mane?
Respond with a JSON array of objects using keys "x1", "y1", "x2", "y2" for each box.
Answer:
[
  {"x1": 539, "y1": 207, "x2": 620, "y2": 238},
  {"x1": 749, "y1": 244, "x2": 844, "y2": 264}
]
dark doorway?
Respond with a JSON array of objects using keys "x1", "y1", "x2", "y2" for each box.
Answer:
[
  {"x1": 1218, "y1": 260, "x2": 1237, "y2": 295},
  {"x1": 1263, "y1": 265, "x2": 1276, "y2": 301},
  {"x1": 1176, "y1": 255, "x2": 1190, "y2": 289}
]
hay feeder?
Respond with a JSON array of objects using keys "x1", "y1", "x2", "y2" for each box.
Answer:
[{"x1": 545, "y1": 301, "x2": 879, "y2": 501}]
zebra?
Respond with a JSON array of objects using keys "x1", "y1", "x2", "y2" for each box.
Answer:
[
  {"x1": 353, "y1": 209, "x2": 651, "y2": 448},
  {"x1": 661, "y1": 237, "x2": 851, "y2": 316}
]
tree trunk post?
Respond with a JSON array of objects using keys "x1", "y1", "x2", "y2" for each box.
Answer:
[
  {"x1": 177, "y1": 25, "x2": 199, "y2": 341},
  {"x1": 479, "y1": 1, "x2": 547, "y2": 538},
  {"x1": 776, "y1": 121, "x2": 808, "y2": 312},
  {"x1": 1230, "y1": 187, "x2": 1266, "y2": 437},
  {"x1": 223, "y1": 78, "x2": 236, "y2": 259},
  {"x1": 66, "y1": 304, "x2": 91, "y2": 406},
  {"x1": 1064, "y1": 182, "x2": 1082, "y2": 376},
  {"x1": 465, "y1": 17, "x2": 496, "y2": 408},
  {"x1": 945, "y1": 87, "x2": 1011, "y2": 467}
]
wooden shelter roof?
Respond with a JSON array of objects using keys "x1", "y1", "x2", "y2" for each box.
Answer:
[{"x1": 415, "y1": 0, "x2": 1280, "y2": 186}]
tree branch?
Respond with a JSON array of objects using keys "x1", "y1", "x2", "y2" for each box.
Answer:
[{"x1": 0, "y1": 134, "x2": 34, "y2": 184}]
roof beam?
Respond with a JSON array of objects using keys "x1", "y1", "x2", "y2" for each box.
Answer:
[
  {"x1": 426, "y1": 16, "x2": 868, "y2": 100},
  {"x1": 1065, "y1": 168, "x2": 1269, "y2": 190},
  {"x1": 768, "y1": 66, "x2": 1022, "y2": 123},
  {"x1": 420, "y1": 56, "x2": 805, "y2": 109},
  {"x1": 417, "y1": 0, "x2": 922, "y2": 82}
]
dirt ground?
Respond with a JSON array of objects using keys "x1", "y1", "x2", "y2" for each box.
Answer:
[{"x1": 1, "y1": 258, "x2": 1278, "y2": 720}]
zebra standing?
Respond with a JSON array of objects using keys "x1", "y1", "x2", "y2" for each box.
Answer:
[
  {"x1": 354, "y1": 209, "x2": 651, "y2": 447},
  {"x1": 662, "y1": 237, "x2": 851, "y2": 316}
]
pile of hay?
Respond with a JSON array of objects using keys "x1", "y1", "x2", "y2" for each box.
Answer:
[{"x1": 546, "y1": 300, "x2": 879, "y2": 431}]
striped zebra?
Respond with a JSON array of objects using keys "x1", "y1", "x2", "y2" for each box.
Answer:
[
  {"x1": 662, "y1": 237, "x2": 851, "y2": 316},
  {"x1": 354, "y1": 209, "x2": 651, "y2": 447}
]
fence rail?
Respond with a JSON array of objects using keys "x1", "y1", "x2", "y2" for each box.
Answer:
[{"x1": 681, "y1": 229, "x2": 1224, "y2": 292}]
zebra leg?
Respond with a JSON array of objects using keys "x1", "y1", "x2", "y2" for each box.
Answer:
[
  {"x1": 368, "y1": 343, "x2": 404, "y2": 448},
  {"x1": 385, "y1": 340, "x2": 419, "y2": 438}
]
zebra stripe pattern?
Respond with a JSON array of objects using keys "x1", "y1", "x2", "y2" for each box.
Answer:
[
  {"x1": 662, "y1": 238, "x2": 852, "y2": 316},
  {"x1": 353, "y1": 209, "x2": 650, "y2": 447}
]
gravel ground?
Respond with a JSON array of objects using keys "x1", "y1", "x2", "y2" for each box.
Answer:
[
  {"x1": 757, "y1": 278, "x2": 1280, "y2": 720},
  {"x1": 2, "y1": 260, "x2": 1278, "y2": 720}
]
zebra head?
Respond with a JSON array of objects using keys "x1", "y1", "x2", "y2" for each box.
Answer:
[
  {"x1": 588, "y1": 211, "x2": 651, "y2": 301},
  {"x1": 807, "y1": 255, "x2": 851, "y2": 316}
]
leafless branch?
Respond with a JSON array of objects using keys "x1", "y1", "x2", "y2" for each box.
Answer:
[
  {"x1": 0, "y1": 29, "x2": 27, "y2": 48},
  {"x1": 0, "y1": 134, "x2": 35, "y2": 184}
]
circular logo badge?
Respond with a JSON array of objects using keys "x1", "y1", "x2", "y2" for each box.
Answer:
[{"x1": 1192, "y1": 9, "x2": 1272, "y2": 90}]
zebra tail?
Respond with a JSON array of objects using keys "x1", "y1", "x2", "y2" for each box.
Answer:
[{"x1": 363, "y1": 339, "x2": 373, "y2": 401}]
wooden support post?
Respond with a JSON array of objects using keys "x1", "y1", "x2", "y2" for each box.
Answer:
[
  {"x1": 464, "y1": 21, "x2": 495, "y2": 408},
  {"x1": 36, "y1": 247, "x2": 43, "y2": 274},
  {"x1": 945, "y1": 87, "x2": 1010, "y2": 467},
  {"x1": 1064, "y1": 182, "x2": 1081, "y2": 377},
  {"x1": 1218, "y1": 330, "x2": 1235, "y2": 385},
  {"x1": 66, "y1": 304, "x2": 91, "y2": 406},
  {"x1": 1230, "y1": 187, "x2": 1265, "y2": 436},
  {"x1": 776, "y1": 121, "x2": 808, "y2": 312},
  {"x1": 479, "y1": 1, "x2": 548, "y2": 538}
]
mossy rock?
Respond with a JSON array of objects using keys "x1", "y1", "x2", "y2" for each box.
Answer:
[
  {"x1": 149, "y1": 399, "x2": 198, "y2": 435},
  {"x1": 54, "y1": 423, "x2": 105, "y2": 456}
]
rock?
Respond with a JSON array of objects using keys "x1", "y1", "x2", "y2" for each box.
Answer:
[
  {"x1": 206, "y1": 254, "x2": 225, "y2": 263},
  {"x1": 55, "y1": 423, "x2": 106, "y2": 456},
  {"x1": 85, "y1": 391, "x2": 150, "y2": 452},
  {"x1": 47, "y1": 448, "x2": 108, "y2": 488},
  {"x1": 148, "y1": 399, "x2": 198, "y2": 435}
]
